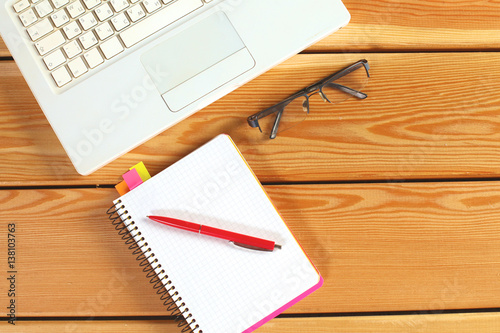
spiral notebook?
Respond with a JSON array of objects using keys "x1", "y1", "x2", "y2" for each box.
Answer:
[{"x1": 107, "y1": 134, "x2": 322, "y2": 333}]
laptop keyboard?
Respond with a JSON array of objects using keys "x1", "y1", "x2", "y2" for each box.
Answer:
[{"x1": 12, "y1": 0, "x2": 209, "y2": 88}]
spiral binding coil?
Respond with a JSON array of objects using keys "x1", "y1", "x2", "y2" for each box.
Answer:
[{"x1": 107, "y1": 201, "x2": 202, "y2": 333}]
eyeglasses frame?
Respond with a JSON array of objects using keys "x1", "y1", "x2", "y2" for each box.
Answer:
[{"x1": 247, "y1": 59, "x2": 370, "y2": 139}]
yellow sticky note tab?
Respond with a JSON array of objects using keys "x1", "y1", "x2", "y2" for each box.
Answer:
[
  {"x1": 115, "y1": 180, "x2": 130, "y2": 196},
  {"x1": 130, "y1": 161, "x2": 151, "y2": 182}
]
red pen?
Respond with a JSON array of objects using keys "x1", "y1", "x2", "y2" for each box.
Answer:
[{"x1": 147, "y1": 215, "x2": 282, "y2": 252}]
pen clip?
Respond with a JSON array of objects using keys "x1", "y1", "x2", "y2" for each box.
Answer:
[{"x1": 230, "y1": 241, "x2": 281, "y2": 252}]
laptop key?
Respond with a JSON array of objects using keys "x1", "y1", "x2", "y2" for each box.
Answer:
[
  {"x1": 143, "y1": 0, "x2": 161, "y2": 13},
  {"x1": 13, "y1": 0, "x2": 30, "y2": 12},
  {"x1": 110, "y1": 12, "x2": 130, "y2": 31},
  {"x1": 27, "y1": 18, "x2": 53, "y2": 41},
  {"x1": 80, "y1": 31, "x2": 98, "y2": 49},
  {"x1": 63, "y1": 21, "x2": 82, "y2": 39},
  {"x1": 66, "y1": 0, "x2": 85, "y2": 18},
  {"x1": 100, "y1": 36, "x2": 124, "y2": 59},
  {"x1": 82, "y1": 0, "x2": 100, "y2": 9},
  {"x1": 63, "y1": 40, "x2": 82, "y2": 58},
  {"x1": 50, "y1": 9, "x2": 70, "y2": 27},
  {"x1": 95, "y1": 21, "x2": 113, "y2": 40},
  {"x1": 68, "y1": 56, "x2": 88, "y2": 77},
  {"x1": 35, "y1": 30, "x2": 65, "y2": 55},
  {"x1": 34, "y1": 0, "x2": 53, "y2": 17},
  {"x1": 126, "y1": 4, "x2": 146, "y2": 22},
  {"x1": 43, "y1": 49, "x2": 66, "y2": 70},
  {"x1": 94, "y1": 2, "x2": 113, "y2": 21},
  {"x1": 51, "y1": 66, "x2": 72, "y2": 86},
  {"x1": 110, "y1": 0, "x2": 129, "y2": 12},
  {"x1": 51, "y1": 0, "x2": 69, "y2": 8},
  {"x1": 83, "y1": 48, "x2": 104, "y2": 68},
  {"x1": 19, "y1": 8, "x2": 38, "y2": 27},
  {"x1": 79, "y1": 12, "x2": 98, "y2": 30}
]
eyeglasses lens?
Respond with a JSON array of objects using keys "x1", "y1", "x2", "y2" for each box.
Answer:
[{"x1": 258, "y1": 96, "x2": 309, "y2": 136}]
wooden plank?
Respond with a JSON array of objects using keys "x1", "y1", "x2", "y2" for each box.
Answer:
[
  {"x1": 3, "y1": 313, "x2": 500, "y2": 332},
  {"x1": 312, "y1": 0, "x2": 500, "y2": 52},
  {"x1": 1, "y1": 52, "x2": 500, "y2": 185},
  {"x1": 2, "y1": 182, "x2": 500, "y2": 316},
  {"x1": 2, "y1": 0, "x2": 500, "y2": 56},
  {"x1": 260, "y1": 314, "x2": 500, "y2": 333}
]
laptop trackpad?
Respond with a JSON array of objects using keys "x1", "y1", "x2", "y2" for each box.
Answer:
[{"x1": 141, "y1": 11, "x2": 255, "y2": 112}]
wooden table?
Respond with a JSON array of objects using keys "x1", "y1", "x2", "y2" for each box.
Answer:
[{"x1": 2, "y1": 0, "x2": 500, "y2": 331}]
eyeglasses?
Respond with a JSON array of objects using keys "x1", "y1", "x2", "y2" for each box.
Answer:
[{"x1": 247, "y1": 59, "x2": 370, "y2": 139}]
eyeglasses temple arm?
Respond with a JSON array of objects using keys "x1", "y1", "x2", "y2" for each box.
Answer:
[
  {"x1": 247, "y1": 106, "x2": 285, "y2": 139},
  {"x1": 326, "y1": 82, "x2": 368, "y2": 99},
  {"x1": 268, "y1": 109, "x2": 284, "y2": 139},
  {"x1": 317, "y1": 59, "x2": 370, "y2": 87},
  {"x1": 247, "y1": 103, "x2": 283, "y2": 128}
]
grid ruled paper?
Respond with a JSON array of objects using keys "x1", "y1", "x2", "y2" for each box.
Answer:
[{"x1": 113, "y1": 135, "x2": 321, "y2": 333}]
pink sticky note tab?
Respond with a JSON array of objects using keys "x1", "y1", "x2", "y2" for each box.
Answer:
[{"x1": 122, "y1": 168, "x2": 143, "y2": 190}]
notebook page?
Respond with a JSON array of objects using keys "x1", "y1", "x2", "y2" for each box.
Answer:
[{"x1": 114, "y1": 135, "x2": 320, "y2": 333}]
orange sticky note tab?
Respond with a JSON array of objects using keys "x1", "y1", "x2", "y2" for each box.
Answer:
[
  {"x1": 130, "y1": 161, "x2": 151, "y2": 182},
  {"x1": 115, "y1": 180, "x2": 130, "y2": 196}
]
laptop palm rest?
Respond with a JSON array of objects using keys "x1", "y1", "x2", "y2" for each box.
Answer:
[{"x1": 141, "y1": 11, "x2": 256, "y2": 112}]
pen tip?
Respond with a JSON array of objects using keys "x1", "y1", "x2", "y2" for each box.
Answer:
[{"x1": 274, "y1": 244, "x2": 282, "y2": 250}]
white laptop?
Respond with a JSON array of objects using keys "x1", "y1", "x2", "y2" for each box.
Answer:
[{"x1": 0, "y1": 0, "x2": 350, "y2": 175}]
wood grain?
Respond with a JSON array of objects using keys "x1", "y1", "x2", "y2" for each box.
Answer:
[
  {"x1": 3, "y1": 313, "x2": 500, "y2": 332},
  {"x1": 2, "y1": 0, "x2": 500, "y2": 56},
  {"x1": 1, "y1": 52, "x2": 500, "y2": 185},
  {"x1": 2, "y1": 182, "x2": 500, "y2": 316}
]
